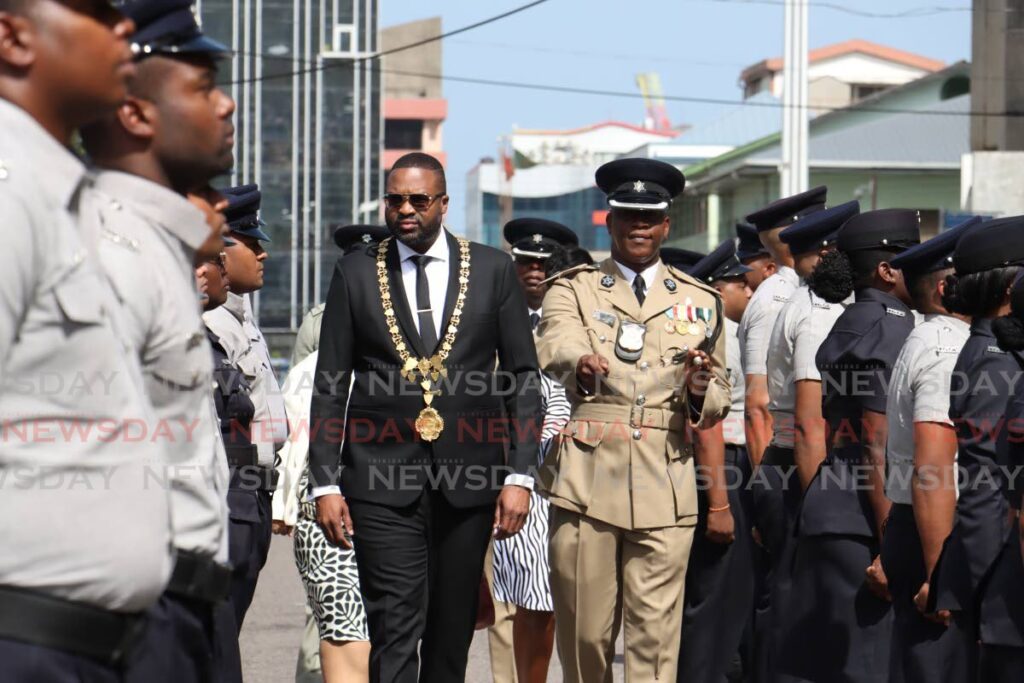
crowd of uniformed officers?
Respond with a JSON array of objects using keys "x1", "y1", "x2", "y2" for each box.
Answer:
[{"x1": 2, "y1": 1, "x2": 1024, "y2": 683}]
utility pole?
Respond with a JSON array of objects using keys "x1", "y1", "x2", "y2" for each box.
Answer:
[
  {"x1": 962, "y1": 0, "x2": 1024, "y2": 216},
  {"x1": 781, "y1": 0, "x2": 809, "y2": 196}
]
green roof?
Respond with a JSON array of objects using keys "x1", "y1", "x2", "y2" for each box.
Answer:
[{"x1": 683, "y1": 131, "x2": 780, "y2": 180}]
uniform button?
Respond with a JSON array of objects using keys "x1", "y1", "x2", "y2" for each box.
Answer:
[
  {"x1": 632, "y1": 429, "x2": 642, "y2": 441},
  {"x1": 636, "y1": 394, "x2": 646, "y2": 406},
  {"x1": 598, "y1": 335, "x2": 606, "y2": 343},
  {"x1": 639, "y1": 361, "x2": 649, "y2": 370}
]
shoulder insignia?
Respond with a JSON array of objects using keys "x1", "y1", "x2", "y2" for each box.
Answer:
[
  {"x1": 886, "y1": 307, "x2": 907, "y2": 317},
  {"x1": 987, "y1": 345, "x2": 1007, "y2": 355},
  {"x1": 663, "y1": 278, "x2": 677, "y2": 293},
  {"x1": 664, "y1": 264, "x2": 721, "y2": 298},
  {"x1": 101, "y1": 227, "x2": 139, "y2": 252},
  {"x1": 600, "y1": 274, "x2": 615, "y2": 288},
  {"x1": 773, "y1": 294, "x2": 791, "y2": 303},
  {"x1": 935, "y1": 345, "x2": 960, "y2": 355}
]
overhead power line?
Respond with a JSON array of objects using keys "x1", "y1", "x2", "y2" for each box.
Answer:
[
  {"x1": 365, "y1": 65, "x2": 1022, "y2": 119},
  {"x1": 228, "y1": 0, "x2": 554, "y2": 86}
]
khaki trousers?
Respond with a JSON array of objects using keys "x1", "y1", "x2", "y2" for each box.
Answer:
[
  {"x1": 549, "y1": 507, "x2": 695, "y2": 683},
  {"x1": 484, "y1": 540, "x2": 519, "y2": 683}
]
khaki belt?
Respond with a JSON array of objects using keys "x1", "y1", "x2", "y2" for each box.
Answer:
[{"x1": 572, "y1": 403, "x2": 687, "y2": 432}]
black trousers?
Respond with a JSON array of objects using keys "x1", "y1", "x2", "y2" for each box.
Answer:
[
  {"x1": 678, "y1": 444, "x2": 755, "y2": 683},
  {"x1": 749, "y1": 445, "x2": 801, "y2": 683},
  {"x1": 123, "y1": 593, "x2": 216, "y2": 683},
  {"x1": 348, "y1": 487, "x2": 494, "y2": 683},
  {"x1": 226, "y1": 487, "x2": 273, "y2": 629},
  {"x1": 880, "y1": 504, "x2": 976, "y2": 683},
  {"x1": 0, "y1": 637, "x2": 122, "y2": 683}
]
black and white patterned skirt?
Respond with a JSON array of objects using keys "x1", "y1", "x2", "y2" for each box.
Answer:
[{"x1": 293, "y1": 493, "x2": 369, "y2": 643}]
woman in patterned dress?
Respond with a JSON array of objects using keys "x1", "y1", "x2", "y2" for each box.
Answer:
[
  {"x1": 493, "y1": 247, "x2": 588, "y2": 683},
  {"x1": 276, "y1": 350, "x2": 370, "y2": 683}
]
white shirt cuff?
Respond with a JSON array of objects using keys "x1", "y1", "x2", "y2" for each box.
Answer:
[
  {"x1": 504, "y1": 474, "x2": 534, "y2": 490},
  {"x1": 311, "y1": 485, "x2": 342, "y2": 499}
]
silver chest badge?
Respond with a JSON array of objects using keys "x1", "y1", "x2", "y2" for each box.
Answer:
[
  {"x1": 615, "y1": 321, "x2": 647, "y2": 363},
  {"x1": 601, "y1": 274, "x2": 615, "y2": 288}
]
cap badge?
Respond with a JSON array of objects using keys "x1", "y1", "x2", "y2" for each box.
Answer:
[
  {"x1": 600, "y1": 274, "x2": 615, "y2": 288},
  {"x1": 633, "y1": 181, "x2": 646, "y2": 193},
  {"x1": 361, "y1": 234, "x2": 372, "y2": 243},
  {"x1": 664, "y1": 278, "x2": 676, "y2": 292},
  {"x1": 532, "y1": 234, "x2": 543, "y2": 243}
]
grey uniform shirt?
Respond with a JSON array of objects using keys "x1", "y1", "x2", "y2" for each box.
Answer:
[
  {"x1": 738, "y1": 265, "x2": 800, "y2": 377},
  {"x1": 885, "y1": 314, "x2": 969, "y2": 505},
  {"x1": 291, "y1": 302, "x2": 324, "y2": 367},
  {"x1": 766, "y1": 285, "x2": 850, "y2": 448},
  {"x1": 204, "y1": 292, "x2": 287, "y2": 467},
  {"x1": 93, "y1": 171, "x2": 229, "y2": 562},
  {"x1": 724, "y1": 318, "x2": 746, "y2": 446},
  {"x1": 0, "y1": 100, "x2": 172, "y2": 612}
]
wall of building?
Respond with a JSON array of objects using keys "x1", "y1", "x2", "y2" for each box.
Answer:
[{"x1": 201, "y1": 0, "x2": 381, "y2": 331}]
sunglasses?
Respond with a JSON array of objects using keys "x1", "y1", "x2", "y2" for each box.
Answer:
[{"x1": 383, "y1": 193, "x2": 445, "y2": 211}]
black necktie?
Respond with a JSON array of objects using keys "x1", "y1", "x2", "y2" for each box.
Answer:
[
  {"x1": 632, "y1": 274, "x2": 646, "y2": 305},
  {"x1": 412, "y1": 255, "x2": 438, "y2": 352},
  {"x1": 530, "y1": 312, "x2": 540, "y2": 330}
]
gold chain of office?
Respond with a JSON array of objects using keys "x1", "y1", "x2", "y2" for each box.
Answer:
[{"x1": 375, "y1": 236, "x2": 471, "y2": 442}]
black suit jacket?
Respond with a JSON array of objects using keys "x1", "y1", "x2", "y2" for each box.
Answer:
[{"x1": 309, "y1": 230, "x2": 543, "y2": 508}]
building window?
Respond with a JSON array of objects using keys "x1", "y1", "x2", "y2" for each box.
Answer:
[
  {"x1": 384, "y1": 119, "x2": 423, "y2": 150},
  {"x1": 851, "y1": 84, "x2": 888, "y2": 101}
]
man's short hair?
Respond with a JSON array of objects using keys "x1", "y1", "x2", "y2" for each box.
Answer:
[{"x1": 389, "y1": 152, "x2": 446, "y2": 191}]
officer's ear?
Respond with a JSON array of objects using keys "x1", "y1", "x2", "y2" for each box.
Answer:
[
  {"x1": 116, "y1": 95, "x2": 157, "y2": 140},
  {"x1": 877, "y1": 260, "x2": 900, "y2": 286},
  {"x1": 0, "y1": 12, "x2": 35, "y2": 69}
]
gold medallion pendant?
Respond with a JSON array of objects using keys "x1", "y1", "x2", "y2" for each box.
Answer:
[
  {"x1": 377, "y1": 236, "x2": 471, "y2": 442},
  {"x1": 415, "y1": 406, "x2": 445, "y2": 442}
]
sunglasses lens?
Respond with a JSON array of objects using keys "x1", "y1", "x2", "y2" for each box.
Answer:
[{"x1": 408, "y1": 195, "x2": 432, "y2": 210}]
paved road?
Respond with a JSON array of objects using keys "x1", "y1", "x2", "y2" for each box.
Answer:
[{"x1": 241, "y1": 537, "x2": 625, "y2": 682}]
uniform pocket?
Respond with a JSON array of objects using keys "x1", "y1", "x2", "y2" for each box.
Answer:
[
  {"x1": 666, "y1": 434, "x2": 697, "y2": 520},
  {"x1": 150, "y1": 328, "x2": 211, "y2": 392},
  {"x1": 53, "y1": 267, "x2": 105, "y2": 326}
]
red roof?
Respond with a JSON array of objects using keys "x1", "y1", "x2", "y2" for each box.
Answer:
[
  {"x1": 740, "y1": 39, "x2": 945, "y2": 84},
  {"x1": 512, "y1": 120, "x2": 678, "y2": 138}
]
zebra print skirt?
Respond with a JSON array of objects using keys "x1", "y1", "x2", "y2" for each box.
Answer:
[{"x1": 492, "y1": 491, "x2": 553, "y2": 611}]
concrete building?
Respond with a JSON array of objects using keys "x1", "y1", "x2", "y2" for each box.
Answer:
[
  {"x1": 381, "y1": 17, "x2": 447, "y2": 171},
  {"x1": 669, "y1": 63, "x2": 972, "y2": 251},
  {"x1": 465, "y1": 121, "x2": 678, "y2": 251},
  {"x1": 740, "y1": 39, "x2": 945, "y2": 113},
  {"x1": 200, "y1": 0, "x2": 382, "y2": 332}
]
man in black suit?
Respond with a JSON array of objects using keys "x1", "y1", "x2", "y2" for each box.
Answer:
[{"x1": 310, "y1": 152, "x2": 542, "y2": 682}]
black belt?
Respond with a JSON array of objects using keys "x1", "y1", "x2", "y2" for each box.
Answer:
[
  {"x1": 166, "y1": 550, "x2": 232, "y2": 604},
  {"x1": 0, "y1": 585, "x2": 144, "y2": 666},
  {"x1": 225, "y1": 444, "x2": 258, "y2": 468},
  {"x1": 762, "y1": 445, "x2": 795, "y2": 468}
]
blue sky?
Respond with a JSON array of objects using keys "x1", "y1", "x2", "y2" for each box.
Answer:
[{"x1": 379, "y1": 0, "x2": 972, "y2": 232}]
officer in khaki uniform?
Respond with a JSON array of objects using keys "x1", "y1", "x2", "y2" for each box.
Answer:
[{"x1": 536, "y1": 158, "x2": 731, "y2": 682}]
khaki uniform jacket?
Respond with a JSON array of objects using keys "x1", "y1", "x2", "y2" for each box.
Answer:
[{"x1": 536, "y1": 258, "x2": 731, "y2": 530}]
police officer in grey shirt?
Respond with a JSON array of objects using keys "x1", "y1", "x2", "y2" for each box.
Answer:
[
  {"x1": 739, "y1": 186, "x2": 827, "y2": 469},
  {"x1": 203, "y1": 184, "x2": 286, "y2": 628},
  {"x1": 879, "y1": 218, "x2": 980, "y2": 683},
  {"x1": 0, "y1": 1, "x2": 175, "y2": 677},
  {"x1": 78, "y1": 1, "x2": 239, "y2": 679}
]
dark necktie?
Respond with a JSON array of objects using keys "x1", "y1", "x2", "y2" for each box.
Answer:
[
  {"x1": 530, "y1": 312, "x2": 540, "y2": 330},
  {"x1": 632, "y1": 274, "x2": 646, "y2": 305},
  {"x1": 411, "y1": 255, "x2": 438, "y2": 352}
]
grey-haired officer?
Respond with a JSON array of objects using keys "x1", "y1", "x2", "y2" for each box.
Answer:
[
  {"x1": 0, "y1": 1, "x2": 175, "y2": 677},
  {"x1": 678, "y1": 239, "x2": 756, "y2": 683},
  {"x1": 537, "y1": 158, "x2": 731, "y2": 682},
  {"x1": 779, "y1": 209, "x2": 921, "y2": 682},
  {"x1": 505, "y1": 217, "x2": 579, "y2": 335},
  {"x1": 878, "y1": 217, "x2": 980, "y2": 683},
  {"x1": 291, "y1": 223, "x2": 390, "y2": 367},
  {"x1": 203, "y1": 184, "x2": 286, "y2": 628},
  {"x1": 80, "y1": 1, "x2": 236, "y2": 679}
]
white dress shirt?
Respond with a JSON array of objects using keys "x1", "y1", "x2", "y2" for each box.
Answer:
[
  {"x1": 615, "y1": 259, "x2": 660, "y2": 297},
  {"x1": 315, "y1": 230, "x2": 533, "y2": 498}
]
